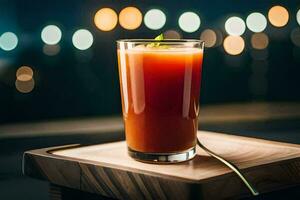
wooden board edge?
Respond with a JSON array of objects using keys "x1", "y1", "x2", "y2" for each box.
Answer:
[
  {"x1": 23, "y1": 148, "x2": 82, "y2": 190},
  {"x1": 198, "y1": 131, "x2": 300, "y2": 149},
  {"x1": 23, "y1": 145, "x2": 300, "y2": 200}
]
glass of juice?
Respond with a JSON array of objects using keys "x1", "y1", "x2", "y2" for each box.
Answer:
[{"x1": 117, "y1": 39, "x2": 204, "y2": 163}]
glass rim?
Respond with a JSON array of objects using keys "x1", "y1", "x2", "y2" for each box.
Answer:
[{"x1": 117, "y1": 39, "x2": 204, "y2": 45}]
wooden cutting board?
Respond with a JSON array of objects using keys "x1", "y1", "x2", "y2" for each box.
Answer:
[{"x1": 23, "y1": 131, "x2": 300, "y2": 200}]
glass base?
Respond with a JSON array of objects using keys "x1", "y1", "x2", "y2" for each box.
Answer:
[{"x1": 128, "y1": 146, "x2": 196, "y2": 163}]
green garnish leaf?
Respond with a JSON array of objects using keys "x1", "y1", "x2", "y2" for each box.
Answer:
[
  {"x1": 147, "y1": 34, "x2": 164, "y2": 48},
  {"x1": 154, "y1": 34, "x2": 164, "y2": 41}
]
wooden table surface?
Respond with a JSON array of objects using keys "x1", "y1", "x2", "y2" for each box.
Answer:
[{"x1": 23, "y1": 131, "x2": 300, "y2": 200}]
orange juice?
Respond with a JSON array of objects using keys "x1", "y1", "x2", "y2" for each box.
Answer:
[{"x1": 118, "y1": 46, "x2": 203, "y2": 154}]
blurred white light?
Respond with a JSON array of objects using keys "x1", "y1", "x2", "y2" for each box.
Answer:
[
  {"x1": 0, "y1": 32, "x2": 18, "y2": 51},
  {"x1": 41, "y1": 25, "x2": 62, "y2": 45},
  {"x1": 225, "y1": 16, "x2": 246, "y2": 36},
  {"x1": 297, "y1": 9, "x2": 300, "y2": 26},
  {"x1": 144, "y1": 9, "x2": 166, "y2": 30},
  {"x1": 178, "y1": 12, "x2": 201, "y2": 33},
  {"x1": 72, "y1": 29, "x2": 93, "y2": 50},
  {"x1": 246, "y1": 13, "x2": 267, "y2": 33}
]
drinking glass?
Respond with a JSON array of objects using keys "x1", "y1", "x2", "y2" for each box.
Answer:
[{"x1": 117, "y1": 39, "x2": 204, "y2": 163}]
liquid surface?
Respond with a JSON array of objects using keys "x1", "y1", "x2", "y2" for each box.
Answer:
[{"x1": 118, "y1": 47, "x2": 203, "y2": 153}]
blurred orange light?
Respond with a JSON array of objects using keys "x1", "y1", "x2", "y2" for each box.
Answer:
[
  {"x1": 251, "y1": 33, "x2": 269, "y2": 50},
  {"x1": 200, "y1": 29, "x2": 217, "y2": 48},
  {"x1": 15, "y1": 78, "x2": 35, "y2": 93},
  {"x1": 119, "y1": 7, "x2": 142, "y2": 30},
  {"x1": 94, "y1": 8, "x2": 118, "y2": 31},
  {"x1": 223, "y1": 36, "x2": 245, "y2": 55},
  {"x1": 16, "y1": 66, "x2": 33, "y2": 81},
  {"x1": 268, "y1": 6, "x2": 289, "y2": 27},
  {"x1": 163, "y1": 30, "x2": 181, "y2": 39}
]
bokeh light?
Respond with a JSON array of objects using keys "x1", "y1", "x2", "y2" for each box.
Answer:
[
  {"x1": 246, "y1": 12, "x2": 267, "y2": 33},
  {"x1": 43, "y1": 44, "x2": 61, "y2": 56},
  {"x1": 41, "y1": 25, "x2": 62, "y2": 45},
  {"x1": 225, "y1": 16, "x2": 246, "y2": 36},
  {"x1": 16, "y1": 66, "x2": 33, "y2": 81},
  {"x1": 223, "y1": 35, "x2": 245, "y2": 55},
  {"x1": 291, "y1": 28, "x2": 300, "y2": 47},
  {"x1": 119, "y1": 7, "x2": 142, "y2": 30},
  {"x1": 163, "y1": 30, "x2": 181, "y2": 39},
  {"x1": 144, "y1": 9, "x2": 166, "y2": 30},
  {"x1": 251, "y1": 33, "x2": 269, "y2": 50},
  {"x1": 297, "y1": 9, "x2": 300, "y2": 26},
  {"x1": 178, "y1": 12, "x2": 201, "y2": 33},
  {"x1": 15, "y1": 79, "x2": 35, "y2": 94},
  {"x1": 268, "y1": 6, "x2": 289, "y2": 27},
  {"x1": 72, "y1": 29, "x2": 93, "y2": 50},
  {"x1": 200, "y1": 29, "x2": 217, "y2": 48},
  {"x1": 94, "y1": 8, "x2": 118, "y2": 31},
  {"x1": 0, "y1": 32, "x2": 18, "y2": 51}
]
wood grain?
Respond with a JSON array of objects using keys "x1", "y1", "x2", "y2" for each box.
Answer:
[{"x1": 23, "y1": 131, "x2": 300, "y2": 200}]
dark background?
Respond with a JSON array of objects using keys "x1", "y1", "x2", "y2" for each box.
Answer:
[
  {"x1": 0, "y1": 0, "x2": 300, "y2": 199},
  {"x1": 0, "y1": 0, "x2": 299, "y2": 124}
]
